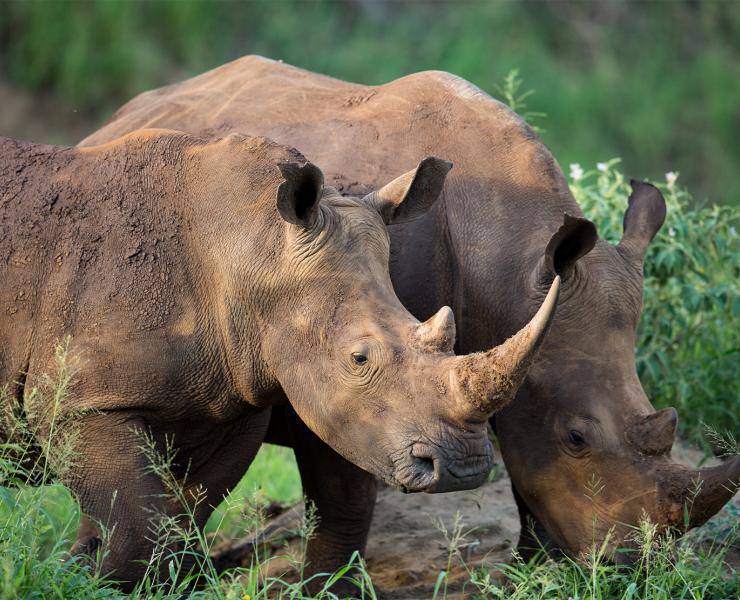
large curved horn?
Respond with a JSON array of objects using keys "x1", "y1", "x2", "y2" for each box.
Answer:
[
  {"x1": 685, "y1": 456, "x2": 740, "y2": 529},
  {"x1": 452, "y1": 276, "x2": 560, "y2": 415}
]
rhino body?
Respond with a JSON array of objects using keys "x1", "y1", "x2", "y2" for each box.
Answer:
[
  {"x1": 81, "y1": 57, "x2": 738, "y2": 572},
  {"x1": 0, "y1": 129, "x2": 558, "y2": 589}
]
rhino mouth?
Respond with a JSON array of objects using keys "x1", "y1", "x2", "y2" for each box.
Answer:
[{"x1": 390, "y1": 439, "x2": 494, "y2": 493}]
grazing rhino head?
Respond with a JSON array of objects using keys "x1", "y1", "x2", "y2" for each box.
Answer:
[
  {"x1": 263, "y1": 153, "x2": 561, "y2": 493},
  {"x1": 497, "y1": 181, "x2": 739, "y2": 558}
]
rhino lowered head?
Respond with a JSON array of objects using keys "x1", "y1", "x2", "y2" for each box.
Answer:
[{"x1": 496, "y1": 181, "x2": 738, "y2": 560}]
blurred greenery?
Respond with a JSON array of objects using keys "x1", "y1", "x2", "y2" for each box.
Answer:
[{"x1": 1, "y1": 0, "x2": 739, "y2": 205}]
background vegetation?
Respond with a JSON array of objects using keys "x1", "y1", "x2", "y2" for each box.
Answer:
[{"x1": 1, "y1": 0, "x2": 739, "y2": 205}]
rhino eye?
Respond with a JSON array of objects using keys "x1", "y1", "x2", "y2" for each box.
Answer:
[
  {"x1": 568, "y1": 430, "x2": 586, "y2": 446},
  {"x1": 351, "y1": 353, "x2": 368, "y2": 366}
]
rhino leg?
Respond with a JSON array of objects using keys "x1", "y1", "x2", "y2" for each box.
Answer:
[
  {"x1": 65, "y1": 413, "x2": 181, "y2": 591},
  {"x1": 176, "y1": 411, "x2": 272, "y2": 527},
  {"x1": 281, "y1": 406, "x2": 376, "y2": 597},
  {"x1": 67, "y1": 410, "x2": 271, "y2": 590}
]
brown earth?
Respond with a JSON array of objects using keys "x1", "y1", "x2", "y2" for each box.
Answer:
[{"x1": 212, "y1": 470, "x2": 518, "y2": 599}]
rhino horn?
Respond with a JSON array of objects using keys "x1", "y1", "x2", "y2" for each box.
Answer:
[
  {"x1": 627, "y1": 407, "x2": 678, "y2": 455},
  {"x1": 630, "y1": 408, "x2": 738, "y2": 529},
  {"x1": 665, "y1": 456, "x2": 740, "y2": 530},
  {"x1": 413, "y1": 306, "x2": 456, "y2": 353},
  {"x1": 452, "y1": 276, "x2": 560, "y2": 415}
]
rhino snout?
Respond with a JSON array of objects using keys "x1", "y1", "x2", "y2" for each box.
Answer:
[{"x1": 391, "y1": 435, "x2": 494, "y2": 493}]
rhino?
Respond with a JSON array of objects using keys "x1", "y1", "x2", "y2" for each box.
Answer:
[
  {"x1": 80, "y1": 56, "x2": 739, "y2": 572},
  {"x1": 0, "y1": 130, "x2": 559, "y2": 589}
]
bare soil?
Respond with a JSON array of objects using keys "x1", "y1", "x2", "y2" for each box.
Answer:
[{"x1": 212, "y1": 471, "x2": 518, "y2": 599}]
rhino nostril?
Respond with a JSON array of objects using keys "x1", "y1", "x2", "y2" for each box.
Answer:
[
  {"x1": 409, "y1": 444, "x2": 440, "y2": 487},
  {"x1": 414, "y1": 455, "x2": 435, "y2": 473}
]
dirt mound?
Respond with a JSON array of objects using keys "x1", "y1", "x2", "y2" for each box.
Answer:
[{"x1": 365, "y1": 475, "x2": 518, "y2": 598}]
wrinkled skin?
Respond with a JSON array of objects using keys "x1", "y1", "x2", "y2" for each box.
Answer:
[
  {"x1": 81, "y1": 56, "x2": 738, "y2": 572},
  {"x1": 0, "y1": 130, "x2": 557, "y2": 590}
]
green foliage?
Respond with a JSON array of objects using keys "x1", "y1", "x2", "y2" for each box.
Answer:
[
  {"x1": 0, "y1": 344, "x2": 117, "y2": 598},
  {"x1": 570, "y1": 161, "x2": 739, "y2": 443},
  {"x1": 1, "y1": 0, "x2": 739, "y2": 204},
  {"x1": 494, "y1": 69, "x2": 546, "y2": 134}
]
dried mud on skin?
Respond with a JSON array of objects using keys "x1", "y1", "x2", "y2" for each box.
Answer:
[{"x1": 211, "y1": 444, "x2": 739, "y2": 599}]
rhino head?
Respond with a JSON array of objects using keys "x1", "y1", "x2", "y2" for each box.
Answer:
[
  {"x1": 259, "y1": 154, "x2": 560, "y2": 493},
  {"x1": 496, "y1": 181, "x2": 739, "y2": 559}
]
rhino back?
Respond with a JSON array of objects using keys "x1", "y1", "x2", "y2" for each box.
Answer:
[
  {"x1": 80, "y1": 56, "x2": 582, "y2": 346},
  {"x1": 1, "y1": 135, "x2": 201, "y2": 410}
]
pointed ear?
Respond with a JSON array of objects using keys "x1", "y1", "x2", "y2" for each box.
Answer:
[
  {"x1": 365, "y1": 156, "x2": 452, "y2": 225},
  {"x1": 618, "y1": 180, "x2": 666, "y2": 263},
  {"x1": 276, "y1": 162, "x2": 324, "y2": 228},
  {"x1": 535, "y1": 214, "x2": 598, "y2": 284}
]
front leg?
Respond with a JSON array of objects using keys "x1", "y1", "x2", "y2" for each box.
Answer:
[
  {"x1": 67, "y1": 409, "x2": 271, "y2": 591},
  {"x1": 63, "y1": 413, "x2": 182, "y2": 591},
  {"x1": 173, "y1": 411, "x2": 272, "y2": 530},
  {"x1": 280, "y1": 406, "x2": 376, "y2": 596}
]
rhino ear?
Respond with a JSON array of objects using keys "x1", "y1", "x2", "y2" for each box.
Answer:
[
  {"x1": 535, "y1": 214, "x2": 597, "y2": 284},
  {"x1": 276, "y1": 161, "x2": 324, "y2": 228},
  {"x1": 618, "y1": 180, "x2": 666, "y2": 263},
  {"x1": 365, "y1": 156, "x2": 452, "y2": 225}
]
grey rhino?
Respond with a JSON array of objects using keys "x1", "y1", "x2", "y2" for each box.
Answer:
[
  {"x1": 80, "y1": 57, "x2": 739, "y2": 571},
  {"x1": 0, "y1": 130, "x2": 559, "y2": 589}
]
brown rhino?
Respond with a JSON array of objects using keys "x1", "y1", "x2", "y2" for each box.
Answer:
[
  {"x1": 0, "y1": 130, "x2": 559, "y2": 589},
  {"x1": 81, "y1": 56, "x2": 739, "y2": 571}
]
